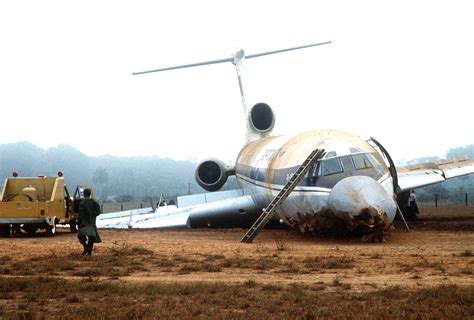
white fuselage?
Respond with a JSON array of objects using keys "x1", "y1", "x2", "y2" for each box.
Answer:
[{"x1": 235, "y1": 129, "x2": 397, "y2": 228}]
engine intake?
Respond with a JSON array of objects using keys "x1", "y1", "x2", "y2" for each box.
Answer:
[
  {"x1": 195, "y1": 159, "x2": 235, "y2": 192},
  {"x1": 250, "y1": 103, "x2": 275, "y2": 133}
]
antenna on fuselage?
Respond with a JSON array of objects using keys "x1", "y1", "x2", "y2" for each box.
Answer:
[{"x1": 133, "y1": 41, "x2": 331, "y2": 140}]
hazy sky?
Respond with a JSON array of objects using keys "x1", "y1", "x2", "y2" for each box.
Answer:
[{"x1": 1, "y1": 1, "x2": 473, "y2": 164}]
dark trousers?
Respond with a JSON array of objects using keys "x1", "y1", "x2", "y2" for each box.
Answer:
[{"x1": 78, "y1": 235, "x2": 95, "y2": 255}]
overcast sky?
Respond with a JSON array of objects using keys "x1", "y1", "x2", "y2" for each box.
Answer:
[{"x1": 1, "y1": 1, "x2": 473, "y2": 164}]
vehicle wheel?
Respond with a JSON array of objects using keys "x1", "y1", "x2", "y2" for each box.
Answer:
[
  {"x1": 69, "y1": 219, "x2": 78, "y2": 233},
  {"x1": 45, "y1": 221, "x2": 56, "y2": 236},
  {"x1": 0, "y1": 224, "x2": 10, "y2": 237}
]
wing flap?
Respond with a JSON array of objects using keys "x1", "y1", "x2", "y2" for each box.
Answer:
[
  {"x1": 435, "y1": 158, "x2": 474, "y2": 179},
  {"x1": 96, "y1": 208, "x2": 153, "y2": 229},
  {"x1": 177, "y1": 189, "x2": 244, "y2": 207}
]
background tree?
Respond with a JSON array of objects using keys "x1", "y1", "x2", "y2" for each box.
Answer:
[{"x1": 92, "y1": 167, "x2": 109, "y2": 200}]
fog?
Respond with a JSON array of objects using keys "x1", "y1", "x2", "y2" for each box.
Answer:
[{"x1": 1, "y1": 142, "x2": 472, "y2": 202}]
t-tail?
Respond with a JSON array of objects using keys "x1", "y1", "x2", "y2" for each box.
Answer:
[{"x1": 133, "y1": 41, "x2": 331, "y2": 142}]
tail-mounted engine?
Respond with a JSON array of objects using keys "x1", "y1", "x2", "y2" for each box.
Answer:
[
  {"x1": 249, "y1": 103, "x2": 275, "y2": 133},
  {"x1": 195, "y1": 159, "x2": 235, "y2": 192}
]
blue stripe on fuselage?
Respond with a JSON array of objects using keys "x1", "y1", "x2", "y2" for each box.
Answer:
[
  {"x1": 235, "y1": 161, "x2": 385, "y2": 190},
  {"x1": 236, "y1": 173, "x2": 331, "y2": 193}
]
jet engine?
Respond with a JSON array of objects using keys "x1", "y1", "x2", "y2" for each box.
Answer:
[
  {"x1": 249, "y1": 103, "x2": 275, "y2": 133},
  {"x1": 195, "y1": 159, "x2": 235, "y2": 192}
]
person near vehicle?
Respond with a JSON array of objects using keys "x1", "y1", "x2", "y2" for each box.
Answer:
[{"x1": 77, "y1": 188, "x2": 101, "y2": 255}]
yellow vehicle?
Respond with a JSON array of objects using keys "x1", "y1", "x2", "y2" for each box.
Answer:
[{"x1": 0, "y1": 172, "x2": 93, "y2": 237}]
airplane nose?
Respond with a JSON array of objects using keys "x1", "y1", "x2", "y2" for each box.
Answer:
[{"x1": 327, "y1": 176, "x2": 396, "y2": 225}]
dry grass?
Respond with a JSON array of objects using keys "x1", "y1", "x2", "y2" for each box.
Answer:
[
  {"x1": 303, "y1": 255, "x2": 355, "y2": 271},
  {"x1": 0, "y1": 205, "x2": 473, "y2": 318},
  {"x1": 0, "y1": 277, "x2": 472, "y2": 319}
]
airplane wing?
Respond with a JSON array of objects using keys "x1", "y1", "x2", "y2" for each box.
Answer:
[
  {"x1": 397, "y1": 157, "x2": 474, "y2": 192},
  {"x1": 96, "y1": 190, "x2": 259, "y2": 229},
  {"x1": 96, "y1": 207, "x2": 154, "y2": 229}
]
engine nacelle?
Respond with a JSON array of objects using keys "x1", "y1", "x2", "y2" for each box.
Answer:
[
  {"x1": 249, "y1": 102, "x2": 275, "y2": 133},
  {"x1": 195, "y1": 159, "x2": 235, "y2": 192}
]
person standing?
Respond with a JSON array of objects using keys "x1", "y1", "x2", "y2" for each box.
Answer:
[
  {"x1": 77, "y1": 188, "x2": 101, "y2": 255},
  {"x1": 407, "y1": 190, "x2": 419, "y2": 220}
]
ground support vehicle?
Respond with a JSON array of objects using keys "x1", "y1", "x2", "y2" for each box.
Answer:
[{"x1": 0, "y1": 172, "x2": 92, "y2": 237}]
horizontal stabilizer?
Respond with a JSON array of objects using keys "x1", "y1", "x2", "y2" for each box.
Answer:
[{"x1": 133, "y1": 41, "x2": 331, "y2": 75}]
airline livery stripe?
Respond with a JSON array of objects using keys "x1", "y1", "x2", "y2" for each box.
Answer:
[{"x1": 236, "y1": 174, "x2": 331, "y2": 193}]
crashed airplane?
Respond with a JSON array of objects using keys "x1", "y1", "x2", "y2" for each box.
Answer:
[{"x1": 97, "y1": 42, "x2": 474, "y2": 241}]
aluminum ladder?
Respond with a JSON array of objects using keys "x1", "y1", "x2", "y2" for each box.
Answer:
[{"x1": 240, "y1": 149, "x2": 326, "y2": 243}]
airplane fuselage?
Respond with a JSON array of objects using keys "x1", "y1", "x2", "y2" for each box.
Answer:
[
  {"x1": 131, "y1": 43, "x2": 401, "y2": 238},
  {"x1": 235, "y1": 129, "x2": 397, "y2": 232}
]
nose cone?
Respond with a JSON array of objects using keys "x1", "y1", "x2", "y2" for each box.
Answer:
[{"x1": 328, "y1": 176, "x2": 396, "y2": 225}]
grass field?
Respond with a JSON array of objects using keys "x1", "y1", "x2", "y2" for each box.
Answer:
[{"x1": 0, "y1": 205, "x2": 473, "y2": 319}]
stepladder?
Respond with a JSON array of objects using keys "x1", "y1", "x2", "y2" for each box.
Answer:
[{"x1": 241, "y1": 149, "x2": 326, "y2": 243}]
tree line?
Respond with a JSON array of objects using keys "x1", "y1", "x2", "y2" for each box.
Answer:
[
  {"x1": 0, "y1": 142, "x2": 208, "y2": 202},
  {"x1": 0, "y1": 142, "x2": 472, "y2": 204}
]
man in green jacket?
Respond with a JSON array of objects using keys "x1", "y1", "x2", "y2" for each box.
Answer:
[{"x1": 77, "y1": 188, "x2": 101, "y2": 256}]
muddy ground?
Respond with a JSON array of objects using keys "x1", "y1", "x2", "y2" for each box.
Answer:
[{"x1": 0, "y1": 205, "x2": 473, "y2": 319}]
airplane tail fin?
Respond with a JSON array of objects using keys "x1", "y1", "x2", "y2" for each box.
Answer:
[{"x1": 133, "y1": 41, "x2": 331, "y2": 142}]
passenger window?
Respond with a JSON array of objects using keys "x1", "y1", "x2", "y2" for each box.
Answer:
[
  {"x1": 352, "y1": 154, "x2": 373, "y2": 170},
  {"x1": 322, "y1": 158, "x2": 343, "y2": 176}
]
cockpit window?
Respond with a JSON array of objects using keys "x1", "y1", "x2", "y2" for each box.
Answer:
[
  {"x1": 352, "y1": 153, "x2": 373, "y2": 170},
  {"x1": 367, "y1": 153, "x2": 388, "y2": 176},
  {"x1": 321, "y1": 158, "x2": 343, "y2": 176}
]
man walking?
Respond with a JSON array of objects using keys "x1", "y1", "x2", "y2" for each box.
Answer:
[{"x1": 77, "y1": 188, "x2": 101, "y2": 255}]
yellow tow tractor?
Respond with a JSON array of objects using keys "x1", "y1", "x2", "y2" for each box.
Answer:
[{"x1": 0, "y1": 171, "x2": 94, "y2": 237}]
